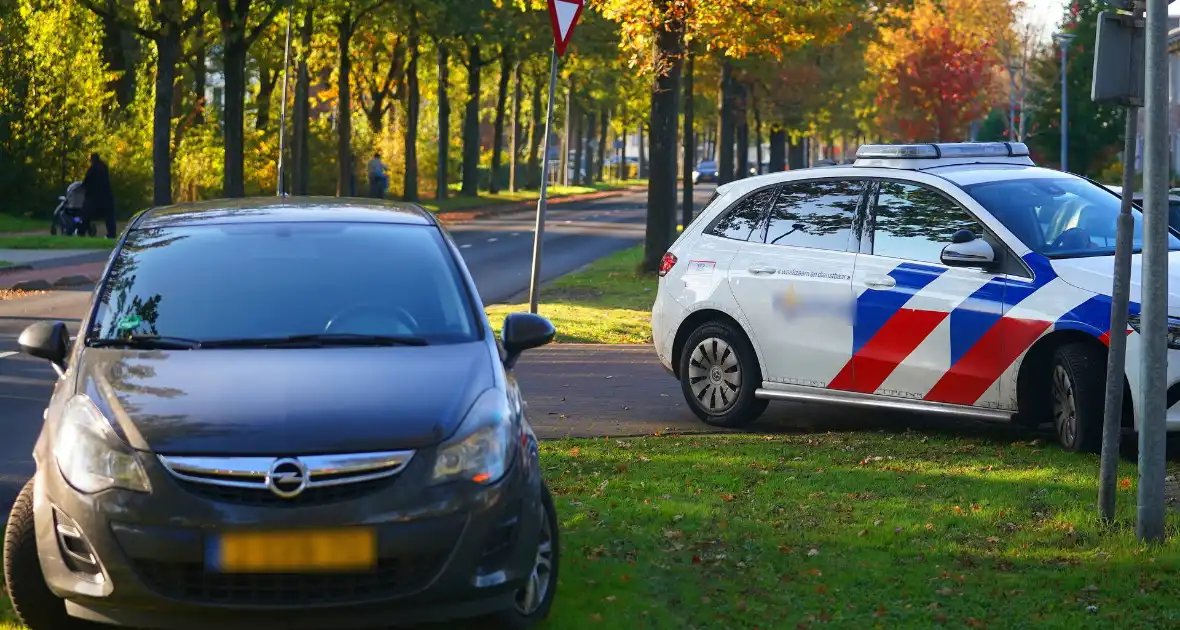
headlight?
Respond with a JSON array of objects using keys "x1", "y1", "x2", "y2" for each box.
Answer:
[
  {"x1": 53, "y1": 395, "x2": 150, "y2": 494},
  {"x1": 431, "y1": 390, "x2": 516, "y2": 486},
  {"x1": 1126, "y1": 314, "x2": 1180, "y2": 350}
]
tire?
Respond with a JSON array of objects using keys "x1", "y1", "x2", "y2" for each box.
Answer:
[
  {"x1": 486, "y1": 482, "x2": 559, "y2": 630},
  {"x1": 678, "y1": 320, "x2": 768, "y2": 428},
  {"x1": 1050, "y1": 342, "x2": 1105, "y2": 453},
  {"x1": 3, "y1": 479, "x2": 92, "y2": 630}
]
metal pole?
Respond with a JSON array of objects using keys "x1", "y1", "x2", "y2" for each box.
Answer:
[
  {"x1": 276, "y1": 7, "x2": 293, "y2": 196},
  {"x1": 1138, "y1": 0, "x2": 1169, "y2": 543},
  {"x1": 1059, "y1": 36, "x2": 1072, "y2": 172},
  {"x1": 1100, "y1": 105, "x2": 1139, "y2": 523},
  {"x1": 528, "y1": 51, "x2": 560, "y2": 315}
]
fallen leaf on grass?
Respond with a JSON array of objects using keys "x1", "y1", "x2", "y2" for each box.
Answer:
[
  {"x1": 1119, "y1": 477, "x2": 1133, "y2": 490},
  {"x1": 721, "y1": 493, "x2": 735, "y2": 502},
  {"x1": 807, "y1": 548, "x2": 820, "y2": 557},
  {"x1": 589, "y1": 613, "x2": 602, "y2": 622},
  {"x1": 874, "y1": 605, "x2": 887, "y2": 617},
  {"x1": 858, "y1": 529, "x2": 868, "y2": 537},
  {"x1": 966, "y1": 618, "x2": 986, "y2": 628},
  {"x1": 936, "y1": 587, "x2": 954, "y2": 596}
]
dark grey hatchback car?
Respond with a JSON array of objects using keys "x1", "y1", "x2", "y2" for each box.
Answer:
[{"x1": 3, "y1": 198, "x2": 561, "y2": 630}]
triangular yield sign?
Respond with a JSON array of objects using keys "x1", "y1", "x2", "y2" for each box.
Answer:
[{"x1": 547, "y1": 0, "x2": 584, "y2": 57}]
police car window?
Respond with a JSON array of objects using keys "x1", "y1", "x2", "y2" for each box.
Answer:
[
  {"x1": 763, "y1": 180, "x2": 862, "y2": 251},
  {"x1": 962, "y1": 177, "x2": 1180, "y2": 258},
  {"x1": 708, "y1": 186, "x2": 778, "y2": 241},
  {"x1": 871, "y1": 182, "x2": 979, "y2": 264}
]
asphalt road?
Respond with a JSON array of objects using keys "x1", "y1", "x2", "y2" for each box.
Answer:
[{"x1": 0, "y1": 186, "x2": 715, "y2": 517}]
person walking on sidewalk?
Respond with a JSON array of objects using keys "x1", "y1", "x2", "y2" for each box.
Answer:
[
  {"x1": 368, "y1": 152, "x2": 389, "y2": 199},
  {"x1": 80, "y1": 153, "x2": 116, "y2": 238}
]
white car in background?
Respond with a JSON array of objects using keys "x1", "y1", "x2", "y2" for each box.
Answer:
[{"x1": 651, "y1": 142, "x2": 1180, "y2": 452}]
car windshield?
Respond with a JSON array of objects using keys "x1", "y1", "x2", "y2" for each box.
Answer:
[
  {"x1": 961, "y1": 176, "x2": 1180, "y2": 258},
  {"x1": 698, "y1": 161, "x2": 716, "y2": 169},
  {"x1": 86, "y1": 221, "x2": 481, "y2": 346}
]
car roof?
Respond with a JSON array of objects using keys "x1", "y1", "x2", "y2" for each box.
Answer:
[{"x1": 132, "y1": 196, "x2": 437, "y2": 230}]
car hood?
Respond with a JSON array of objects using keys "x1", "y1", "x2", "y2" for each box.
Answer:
[
  {"x1": 74, "y1": 343, "x2": 495, "y2": 455},
  {"x1": 1049, "y1": 251, "x2": 1180, "y2": 313}
]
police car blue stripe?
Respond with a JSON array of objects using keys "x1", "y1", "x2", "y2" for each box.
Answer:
[
  {"x1": 947, "y1": 278, "x2": 1040, "y2": 366},
  {"x1": 852, "y1": 262, "x2": 945, "y2": 356}
]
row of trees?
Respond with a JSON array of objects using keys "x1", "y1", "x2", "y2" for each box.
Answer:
[{"x1": 1, "y1": 0, "x2": 1106, "y2": 271}]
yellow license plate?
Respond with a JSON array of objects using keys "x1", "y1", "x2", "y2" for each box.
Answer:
[{"x1": 213, "y1": 528, "x2": 376, "y2": 573}]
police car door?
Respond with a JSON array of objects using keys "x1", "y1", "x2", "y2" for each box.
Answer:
[
  {"x1": 838, "y1": 179, "x2": 1008, "y2": 410},
  {"x1": 727, "y1": 178, "x2": 865, "y2": 388}
]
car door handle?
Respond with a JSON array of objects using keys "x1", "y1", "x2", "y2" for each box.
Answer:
[
  {"x1": 748, "y1": 264, "x2": 777, "y2": 275},
  {"x1": 864, "y1": 274, "x2": 896, "y2": 289}
]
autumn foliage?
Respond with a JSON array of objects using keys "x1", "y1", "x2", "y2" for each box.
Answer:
[{"x1": 869, "y1": 0, "x2": 1006, "y2": 143}]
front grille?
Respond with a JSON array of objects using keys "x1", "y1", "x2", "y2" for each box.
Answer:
[
  {"x1": 134, "y1": 555, "x2": 447, "y2": 606},
  {"x1": 158, "y1": 451, "x2": 415, "y2": 508},
  {"x1": 174, "y1": 476, "x2": 396, "y2": 507}
]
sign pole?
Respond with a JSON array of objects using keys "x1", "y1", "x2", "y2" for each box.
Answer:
[
  {"x1": 1098, "y1": 3, "x2": 1144, "y2": 524},
  {"x1": 529, "y1": 0, "x2": 584, "y2": 314},
  {"x1": 528, "y1": 50, "x2": 560, "y2": 315},
  {"x1": 1138, "y1": 0, "x2": 1169, "y2": 543},
  {"x1": 276, "y1": 7, "x2": 293, "y2": 196}
]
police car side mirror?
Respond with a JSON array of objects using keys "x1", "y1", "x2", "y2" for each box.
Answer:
[{"x1": 941, "y1": 234, "x2": 996, "y2": 269}]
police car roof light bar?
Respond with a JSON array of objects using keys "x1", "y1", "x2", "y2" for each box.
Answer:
[{"x1": 855, "y1": 142, "x2": 1030, "y2": 160}]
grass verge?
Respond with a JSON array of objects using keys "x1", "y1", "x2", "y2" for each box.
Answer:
[
  {"x1": 422, "y1": 181, "x2": 647, "y2": 214},
  {"x1": 0, "y1": 235, "x2": 114, "y2": 250},
  {"x1": 0, "y1": 261, "x2": 11, "y2": 268},
  {"x1": 485, "y1": 246, "x2": 655, "y2": 344},
  {"x1": 0, "y1": 214, "x2": 46, "y2": 234},
  {"x1": 5, "y1": 432, "x2": 1180, "y2": 629}
]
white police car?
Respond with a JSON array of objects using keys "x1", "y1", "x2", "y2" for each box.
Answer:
[{"x1": 651, "y1": 142, "x2": 1180, "y2": 452}]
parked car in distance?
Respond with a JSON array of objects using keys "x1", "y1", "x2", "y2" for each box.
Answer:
[
  {"x1": 1104, "y1": 184, "x2": 1180, "y2": 233},
  {"x1": 4, "y1": 197, "x2": 561, "y2": 630},
  {"x1": 693, "y1": 160, "x2": 718, "y2": 184},
  {"x1": 653, "y1": 142, "x2": 1180, "y2": 454}
]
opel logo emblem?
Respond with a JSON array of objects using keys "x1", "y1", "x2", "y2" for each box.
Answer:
[{"x1": 265, "y1": 458, "x2": 309, "y2": 498}]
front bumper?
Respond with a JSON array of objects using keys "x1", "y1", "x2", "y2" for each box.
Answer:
[{"x1": 34, "y1": 447, "x2": 544, "y2": 629}]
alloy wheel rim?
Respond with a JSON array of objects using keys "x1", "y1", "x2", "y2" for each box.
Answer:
[
  {"x1": 514, "y1": 507, "x2": 554, "y2": 615},
  {"x1": 687, "y1": 337, "x2": 741, "y2": 413},
  {"x1": 1052, "y1": 365, "x2": 1077, "y2": 447}
]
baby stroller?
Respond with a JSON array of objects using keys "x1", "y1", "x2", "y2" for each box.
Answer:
[{"x1": 51, "y1": 181, "x2": 96, "y2": 236}]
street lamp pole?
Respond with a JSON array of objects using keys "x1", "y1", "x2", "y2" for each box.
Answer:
[{"x1": 1055, "y1": 33, "x2": 1077, "y2": 172}]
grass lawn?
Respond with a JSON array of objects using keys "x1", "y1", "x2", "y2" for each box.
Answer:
[
  {"x1": 5, "y1": 431, "x2": 1180, "y2": 628},
  {"x1": 485, "y1": 246, "x2": 656, "y2": 344},
  {"x1": 0, "y1": 235, "x2": 113, "y2": 250},
  {"x1": 0, "y1": 214, "x2": 45, "y2": 235},
  {"x1": 0, "y1": 261, "x2": 11, "y2": 268},
  {"x1": 422, "y1": 181, "x2": 647, "y2": 214}
]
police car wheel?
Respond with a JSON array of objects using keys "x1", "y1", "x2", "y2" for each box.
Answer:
[
  {"x1": 679, "y1": 321, "x2": 767, "y2": 427},
  {"x1": 1050, "y1": 343, "x2": 1104, "y2": 453}
]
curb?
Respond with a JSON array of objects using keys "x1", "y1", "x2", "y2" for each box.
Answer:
[{"x1": 0, "y1": 264, "x2": 34, "y2": 276}]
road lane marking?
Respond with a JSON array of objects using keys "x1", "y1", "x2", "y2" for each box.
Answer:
[
  {"x1": 511, "y1": 232, "x2": 521, "y2": 236},
  {"x1": 487, "y1": 238, "x2": 498, "y2": 243},
  {"x1": 460, "y1": 244, "x2": 473, "y2": 249},
  {"x1": 0, "y1": 351, "x2": 18, "y2": 360}
]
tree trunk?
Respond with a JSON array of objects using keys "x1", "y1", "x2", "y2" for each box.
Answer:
[
  {"x1": 222, "y1": 35, "x2": 248, "y2": 197},
  {"x1": 151, "y1": 27, "x2": 180, "y2": 206},
  {"x1": 682, "y1": 49, "x2": 694, "y2": 229},
  {"x1": 769, "y1": 126, "x2": 786, "y2": 172},
  {"x1": 619, "y1": 107, "x2": 627, "y2": 180},
  {"x1": 526, "y1": 68, "x2": 543, "y2": 189},
  {"x1": 193, "y1": 39, "x2": 207, "y2": 124},
  {"x1": 255, "y1": 68, "x2": 279, "y2": 131},
  {"x1": 437, "y1": 43, "x2": 450, "y2": 201},
  {"x1": 596, "y1": 109, "x2": 607, "y2": 183},
  {"x1": 291, "y1": 7, "x2": 313, "y2": 196},
  {"x1": 572, "y1": 101, "x2": 584, "y2": 188},
  {"x1": 403, "y1": 27, "x2": 420, "y2": 202},
  {"x1": 100, "y1": 9, "x2": 138, "y2": 109},
  {"x1": 788, "y1": 139, "x2": 805, "y2": 170},
  {"x1": 717, "y1": 61, "x2": 734, "y2": 184},
  {"x1": 581, "y1": 111, "x2": 594, "y2": 186},
  {"x1": 735, "y1": 82, "x2": 748, "y2": 181},
  {"x1": 336, "y1": 13, "x2": 353, "y2": 197},
  {"x1": 642, "y1": 7, "x2": 683, "y2": 273},
  {"x1": 752, "y1": 87, "x2": 763, "y2": 174},
  {"x1": 490, "y1": 52, "x2": 511, "y2": 194},
  {"x1": 510, "y1": 61, "x2": 522, "y2": 192},
  {"x1": 460, "y1": 42, "x2": 481, "y2": 197}
]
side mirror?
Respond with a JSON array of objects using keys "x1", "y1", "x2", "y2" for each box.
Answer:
[
  {"x1": 501, "y1": 313, "x2": 556, "y2": 369},
  {"x1": 19, "y1": 321, "x2": 70, "y2": 373},
  {"x1": 941, "y1": 232, "x2": 996, "y2": 268}
]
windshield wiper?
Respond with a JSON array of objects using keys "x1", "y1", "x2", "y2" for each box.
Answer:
[
  {"x1": 200, "y1": 333, "x2": 429, "y2": 349},
  {"x1": 89, "y1": 335, "x2": 202, "y2": 350}
]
